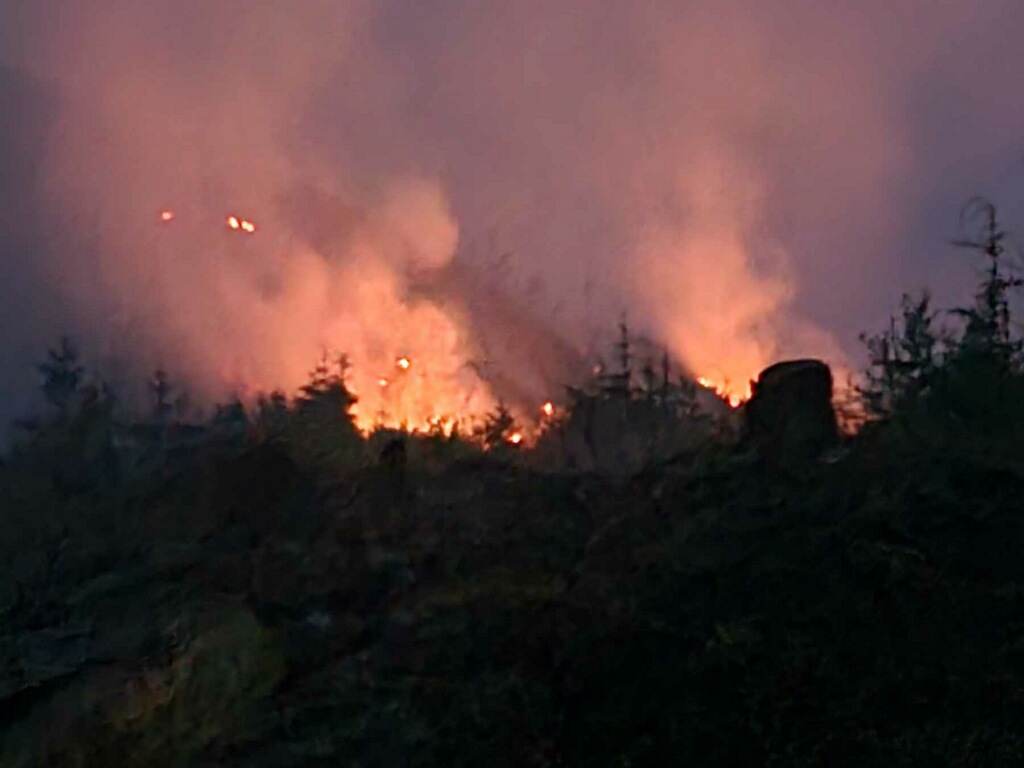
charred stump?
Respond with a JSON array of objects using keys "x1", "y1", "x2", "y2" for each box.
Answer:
[{"x1": 743, "y1": 359, "x2": 838, "y2": 462}]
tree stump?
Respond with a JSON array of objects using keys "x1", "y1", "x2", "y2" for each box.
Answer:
[{"x1": 743, "y1": 359, "x2": 838, "y2": 461}]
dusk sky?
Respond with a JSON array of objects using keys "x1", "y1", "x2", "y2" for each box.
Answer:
[{"x1": 2, "y1": 1, "x2": 1024, "y2": 427}]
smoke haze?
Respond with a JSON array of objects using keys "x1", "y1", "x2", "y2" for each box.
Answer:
[{"x1": 2, "y1": 0, "x2": 1024, "y2": 426}]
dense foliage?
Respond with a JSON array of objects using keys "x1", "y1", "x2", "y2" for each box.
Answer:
[{"x1": 3, "y1": 200, "x2": 1024, "y2": 766}]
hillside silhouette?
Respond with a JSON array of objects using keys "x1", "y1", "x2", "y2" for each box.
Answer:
[{"x1": 3, "y1": 200, "x2": 1024, "y2": 766}]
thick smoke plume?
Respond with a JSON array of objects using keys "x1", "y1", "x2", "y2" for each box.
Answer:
[{"x1": 3, "y1": 0, "x2": 1024, "y2": 426}]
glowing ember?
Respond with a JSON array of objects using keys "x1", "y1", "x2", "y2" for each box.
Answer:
[
  {"x1": 378, "y1": 377, "x2": 389, "y2": 388},
  {"x1": 396, "y1": 356, "x2": 411, "y2": 370},
  {"x1": 508, "y1": 431, "x2": 524, "y2": 445},
  {"x1": 226, "y1": 215, "x2": 257, "y2": 234},
  {"x1": 159, "y1": 210, "x2": 175, "y2": 222},
  {"x1": 541, "y1": 401, "x2": 555, "y2": 417}
]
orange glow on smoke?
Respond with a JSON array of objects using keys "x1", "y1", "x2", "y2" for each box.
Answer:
[
  {"x1": 41, "y1": 1, "x2": 873, "y2": 461},
  {"x1": 148, "y1": 202, "x2": 759, "y2": 432},
  {"x1": 211, "y1": 232, "x2": 501, "y2": 436}
]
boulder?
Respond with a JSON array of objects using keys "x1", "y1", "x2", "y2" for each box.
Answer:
[{"x1": 743, "y1": 359, "x2": 838, "y2": 460}]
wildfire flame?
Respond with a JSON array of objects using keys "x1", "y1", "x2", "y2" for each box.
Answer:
[
  {"x1": 697, "y1": 376, "x2": 747, "y2": 407},
  {"x1": 150, "y1": 204, "x2": 756, "y2": 438},
  {"x1": 147, "y1": 201, "x2": 500, "y2": 437}
]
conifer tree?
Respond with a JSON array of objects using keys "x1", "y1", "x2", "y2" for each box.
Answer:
[
  {"x1": 38, "y1": 336, "x2": 84, "y2": 415},
  {"x1": 950, "y1": 197, "x2": 1023, "y2": 366}
]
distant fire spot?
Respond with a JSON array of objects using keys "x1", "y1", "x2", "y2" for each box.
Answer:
[{"x1": 226, "y1": 215, "x2": 257, "y2": 234}]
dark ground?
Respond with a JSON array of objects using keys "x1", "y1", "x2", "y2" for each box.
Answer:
[{"x1": 3, "y1": 375, "x2": 1024, "y2": 768}]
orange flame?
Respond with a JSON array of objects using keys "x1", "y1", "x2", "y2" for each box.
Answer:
[
  {"x1": 508, "y1": 431, "x2": 524, "y2": 445},
  {"x1": 697, "y1": 376, "x2": 748, "y2": 407},
  {"x1": 541, "y1": 401, "x2": 555, "y2": 417},
  {"x1": 152, "y1": 206, "x2": 496, "y2": 435}
]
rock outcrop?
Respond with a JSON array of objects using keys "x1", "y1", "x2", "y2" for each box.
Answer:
[{"x1": 743, "y1": 359, "x2": 838, "y2": 461}]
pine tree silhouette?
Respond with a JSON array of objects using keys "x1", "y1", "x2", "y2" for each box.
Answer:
[{"x1": 38, "y1": 336, "x2": 84, "y2": 415}]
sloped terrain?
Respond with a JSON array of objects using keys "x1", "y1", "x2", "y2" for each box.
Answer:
[{"x1": 3, "y1": 412, "x2": 1024, "y2": 767}]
